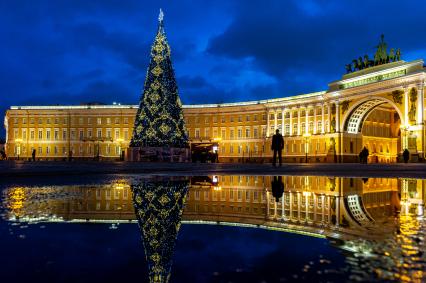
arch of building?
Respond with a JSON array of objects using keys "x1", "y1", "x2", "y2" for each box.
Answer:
[{"x1": 341, "y1": 96, "x2": 405, "y2": 134}]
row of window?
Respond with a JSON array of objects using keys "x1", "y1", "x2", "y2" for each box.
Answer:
[
  {"x1": 269, "y1": 107, "x2": 329, "y2": 120},
  {"x1": 13, "y1": 128, "x2": 130, "y2": 141},
  {"x1": 187, "y1": 113, "x2": 266, "y2": 125},
  {"x1": 14, "y1": 144, "x2": 123, "y2": 156},
  {"x1": 13, "y1": 117, "x2": 131, "y2": 125}
]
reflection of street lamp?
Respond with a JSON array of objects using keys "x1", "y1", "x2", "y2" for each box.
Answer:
[{"x1": 303, "y1": 133, "x2": 311, "y2": 163}]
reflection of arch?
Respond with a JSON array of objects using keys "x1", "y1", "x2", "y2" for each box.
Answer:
[{"x1": 342, "y1": 97, "x2": 404, "y2": 133}]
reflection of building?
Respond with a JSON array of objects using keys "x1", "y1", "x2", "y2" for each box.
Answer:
[
  {"x1": 4, "y1": 59, "x2": 425, "y2": 162},
  {"x1": 3, "y1": 176, "x2": 420, "y2": 240}
]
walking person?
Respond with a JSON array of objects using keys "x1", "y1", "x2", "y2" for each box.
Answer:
[
  {"x1": 271, "y1": 129, "x2": 284, "y2": 167},
  {"x1": 31, "y1": 149, "x2": 36, "y2": 162},
  {"x1": 403, "y1": 149, "x2": 410, "y2": 163}
]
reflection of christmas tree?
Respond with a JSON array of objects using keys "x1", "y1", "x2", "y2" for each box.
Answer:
[
  {"x1": 130, "y1": 9, "x2": 188, "y2": 148},
  {"x1": 131, "y1": 177, "x2": 189, "y2": 283}
]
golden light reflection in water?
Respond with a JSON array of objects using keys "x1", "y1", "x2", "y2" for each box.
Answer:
[{"x1": 5, "y1": 187, "x2": 26, "y2": 217}]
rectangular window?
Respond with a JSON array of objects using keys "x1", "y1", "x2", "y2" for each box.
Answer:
[
  {"x1": 97, "y1": 129, "x2": 102, "y2": 138},
  {"x1": 22, "y1": 129, "x2": 27, "y2": 139},
  {"x1": 124, "y1": 130, "x2": 128, "y2": 140},
  {"x1": 62, "y1": 130, "x2": 67, "y2": 140},
  {"x1": 38, "y1": 147, "x2": 42, "y2": 154},
  {"x1": 30, "y1": 130, "x2": 35, "y2": 140},
  {"x1": 204, "y1": 117, "x2": 209, "y2": 124},
  {"x1": 237, "y1": 128, "x2": 242, "y2": 138},
  {"x1": 79, "y1": 130, "x2": 84, "y2": 140},
  {"x1": 115, "y1": 117, "x2": 120, "y2": 124},
  {"x1": 107, "y1": 118, "x2": 111, "y2": 124},
  {"x1": 253, "y1": 128, "x2": 258, "y2": 138},
  {"x1": 54, "y1": 130, "x2": 59, "y2": 140},
  {"x1": 230, "y1": 129, "x2": 234, "y2": 139},
  {"x1": 46, "y1": 129, "x2": 51, "y2": 140},
  {"x1": 238, "y1": 115, "x2": 242, "y2": 122},
  {"x1": 106, "y1": 129, "x2": 111, "y2": 139},
  {"x1": 87, "y1": 117, "x2": 91, "y2": 124},
  {"x1": 79, "y1": 118, "x2": 83, "y2": 124},
  {"x1": 124, "y1": 118, "x2": 128, "y2": 124},
  {"x1": 221, "y1": 129, "x2": 226, "y2": 139},
  {"x1": 195, "y1": 129, "x2": 200, "y2": 138},
  {"x1": 293, "y1": 124, "x2": 298, "y2": 135},
  {"x1": 213, "y1": 116, "x2": 218, "y2": 123},
  {"x1": 115, "y1": 129, "x2": 120, "y2": 139},
  {"x1": 97, "y1": 118, "x2": 102, "y2": 125},
  {"x1": 221, "y1": 116, "x2": 226, "y2": 123},
  {"x1": 245, "y1": 128, "x2": 250, "y2": 138},
  {"x1": 246, "y1": 115, "x2": 250, "y2": 122},
  {"x1": 88, "y1": 129, "x2": 92, "y2": 138},
  {"x1": 38, "y1": 129, "x2": 43, "y2": 140}
]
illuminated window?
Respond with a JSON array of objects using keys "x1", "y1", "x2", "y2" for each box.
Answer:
[
  {"x1": 124, "y1": 118, "x2": 128, "y2": 124},
  {"x1": 38, "y1": 129, "x2": 43, "y2": 140},
  {"x1": 253, "y1": 128, "x2": 258, "y2": 138},
  {"x1": 246, "y1": 115, "x2": 250, "y2": 122},
  {"x1": 115, "y1": 117, "x2": 120, "y2": 124},
  {"x1": 238, "y1": 115, "x2": 242, "y2": 122},
  {"x1": 97, "y1": 118, "x2": 102, "y2": 125},
  {"x1": 221, "y1": 129, "x2": 226, "y2": 139},
  {"x1": 245, "y1": 128, "x2": 250, "y2": 138},
  {"x1": 54, "y1": 130, "x2": 59, "y2": 140},
  {"x1": 30, "y1": 130, "x2": 34, "y2": 140},
  {"x1": 221, "y1": 116, "x2": 225, "y2": 123},
  {"x1": 213, "y1": 116, "x2": 218, "y2": 123},
  {"x1": 46, "y1": 129, "x2": 51, "y2": 140},
  {"x1": 97, "y1": 129, "x2": 102, "y2": 138},
  {"x1": 107, "y1": 118, "x2": 111, "y2": 124},
  {"x1": 237, "y1": 128, "x2": 242, "y2": 138},
  {"x1": 79, "y1": 130, "x2": 84, "y2": 140},
  {"x1": 78, "y1": 118, "x2": 83, "y2": 124},
  {"x1": 204, "y1": 117, "x2": 209, "y2": 124}
]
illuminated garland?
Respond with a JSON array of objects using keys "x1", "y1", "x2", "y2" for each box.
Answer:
[
  {"x1": 130, "y1": 12, "x2": 189, "y2": 148},
  {"x1": 131, "y1": 177, "x2": 189, "y2": 283}
]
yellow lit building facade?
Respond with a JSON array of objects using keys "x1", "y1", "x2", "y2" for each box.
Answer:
[{"x1": 4, "y1": 59, "x2": 426, "y2": 163}]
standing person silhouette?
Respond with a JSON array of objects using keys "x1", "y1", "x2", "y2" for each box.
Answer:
[{"x1": 271, "y1": 129, "x2": 284, "y2": 167}]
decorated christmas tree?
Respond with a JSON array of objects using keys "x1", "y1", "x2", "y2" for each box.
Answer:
[
  {"x1": 130, "y1": 9, "x2": 189, "y2": 148},
  {"x1": 131, "y1": 177, "x2": 189, "y2": 283}
]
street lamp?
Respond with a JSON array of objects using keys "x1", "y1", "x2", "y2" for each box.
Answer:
[
  {"x1": 303, "y1": 133, "x2": 311, "y2": 163},
  {"x1": 115, "y1": 138, "x2": 124, "y2": 160},
  {"x1": 399, "y1": 124, "x2": 409, "y2": 150},
  {"x1": 14, "y1": 138, "x2": 23, "y2": 160}
]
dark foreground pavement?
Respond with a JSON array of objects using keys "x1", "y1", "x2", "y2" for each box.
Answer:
[{"x1": 0, "y1": 161, "x2": 425, "y2": 179}]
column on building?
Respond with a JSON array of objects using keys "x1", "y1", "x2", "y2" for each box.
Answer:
[
  {"x1": 281, "y1": 108, "x2": 285, "y2": 135},
  {"x1": 266, "y1": 109, "x2": 271, "y2": 137},
  {"x1": 274, "y1": 109, "x2": 278, "y2": 132},
  {"x1": 417, "y1": 83, "x2": 425, "y2": 158},
  {"x1": 289, "y1": 109, "x2": 293, "y2": 136},
  {"x1": 313, "y1": 106, "x2": 317, "y2": 134},
  {"x1": 417, "y1": 83, "x2": 424, "y2": 125},
  {"x1": 327, "y1": 103, "x2": 332, "y2": 133},
  {"x1": 305, "y1": 106, "x2": 309, "y2": 134},
  {"x1": 297, "y1": 108, "x2": 301, "y2": 136},
  {"x1": 404, "y1": 88, "x2": 409, "y2": 126},
  {"x1": 335, "y1": 102, "x2": 340, "y2": 133},
  {"x1": 321, "y1": 104, "x2": 325, "y2": 133}
]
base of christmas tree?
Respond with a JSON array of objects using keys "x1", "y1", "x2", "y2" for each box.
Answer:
[{"x1": 126, "y1": 146, "x2": 190, "y2": 162}]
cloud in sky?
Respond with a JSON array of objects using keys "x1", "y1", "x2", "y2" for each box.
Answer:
[{"x1": 1, "y1": 0, "x2": 426, "y2": 137}]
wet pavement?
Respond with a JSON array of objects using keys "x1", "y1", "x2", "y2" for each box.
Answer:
[
  {"x1": 1, "y1": 174, "x2": 426, "y2": 282},
  {"x1": 1, "y1": 160, "x2": 426, "y2": 178}
]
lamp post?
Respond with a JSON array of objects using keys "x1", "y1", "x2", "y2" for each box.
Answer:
[
  {"x1": 303, "y1": 133, "x2": 311, "y2": 163},
  {"x1": 14, "y1": 138, "x2": 22, "y2": 160},
  {"x1": 115, "y1": 138, "x2": 124, "y2": 160},
  {"x1": 400, "y1": 124, "x2": 409, "y2": 150}
]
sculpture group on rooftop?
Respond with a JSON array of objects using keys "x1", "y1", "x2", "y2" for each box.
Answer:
[{"x1": 345, "y1": 35, "x2": 401, "y2": 74}]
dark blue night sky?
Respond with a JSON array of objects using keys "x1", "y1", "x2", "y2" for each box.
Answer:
[{"x1": 1, "y1": 0, "x2": 426, "y2": 138}]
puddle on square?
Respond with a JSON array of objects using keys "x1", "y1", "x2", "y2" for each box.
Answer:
[{"x1": 1, "y1": 175, "x2": 425, "y2": 282}]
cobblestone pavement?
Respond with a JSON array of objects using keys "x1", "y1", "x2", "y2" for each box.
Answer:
[{"x1": 0, "y1": 160, "x2": 425, "y2": 178}]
